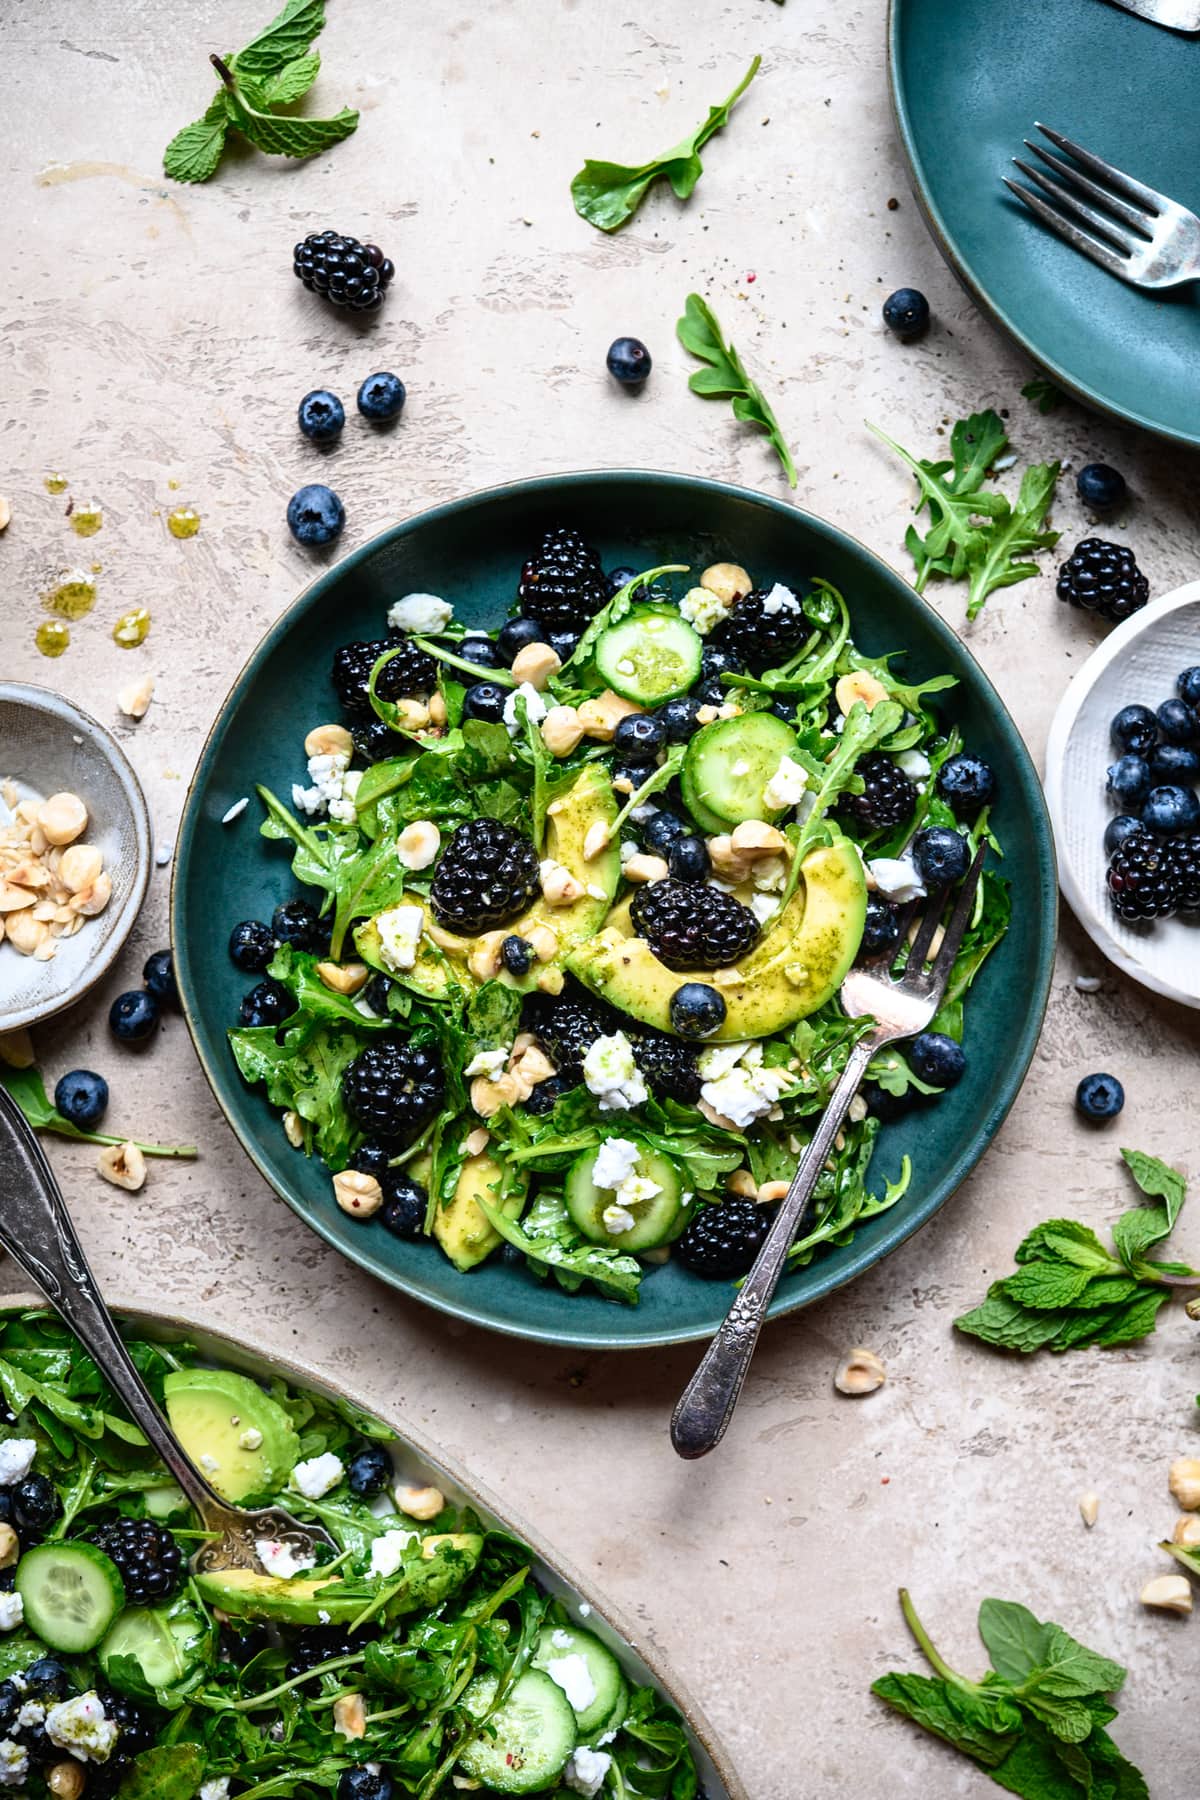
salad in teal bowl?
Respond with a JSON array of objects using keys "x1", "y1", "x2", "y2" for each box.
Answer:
[{"x1": 173, "y1": 473, "x2": 1056, "y2": 1348}]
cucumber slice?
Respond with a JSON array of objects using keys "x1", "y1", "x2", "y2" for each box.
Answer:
[
  {"x1": 458, "y1": 1667, "x2": 577, "y2": 1794},
  {"x1": 533, "y1": 1624, "x2": 628, "y2": 1738},
  {"x1": 16, "y1": 1542, "x2": 125, "y2": 1654},
  {"x1": 565, "y1": 1141, "x2": 684, "y2": 1252},
  {"x1": 99, "y1": 1596, "x2": 208, "y2": 1695},
  {"x1": 594, "y1": 608, "x2": 702, "y2": 705},
  {"x1": 682, "y1": 712, "x2": 799, "y2": 828}
]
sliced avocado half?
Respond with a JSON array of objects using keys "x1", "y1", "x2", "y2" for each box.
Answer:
[
  {"x1": 163, "y1": 1369, "x2": 300, "y2": 1507},
  {"x1": 433, "y1": 1150, "x2": 527, "y2": 1272},
  {"x1": 194, "y1": 1532, "x2": 484, "y2": 1624}
]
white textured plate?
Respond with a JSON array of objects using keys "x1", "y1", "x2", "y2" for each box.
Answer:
[{"x1": 1045, "y1": 581, "x2": 1200, "y2": 1008}]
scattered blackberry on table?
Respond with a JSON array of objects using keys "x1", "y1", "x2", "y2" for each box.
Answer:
[
  {"x1": 908, "y1": 1032, "x2": 966, "y2": 1087},
  {"x1": 1104, "y1": 814, "x2": 1143, "y2": 856},
  {"x1": 630, "y1": 1031, "x2": 702, "y2": 1104},
  {"x1": 109, "y1": 989, "x2": 160, "y2": 1044},
  {"x1": 287, "y1": 483, "x2": 344, "y2": 548},
  {"x1": 912, "y1": 825, "x2": 970, "y2": 889},
  {"x1": 709, "y1": 589, "x2": 809, "y2": 673},
  {"x1": 1106, "y1": 828, "x2": 1177, "y2": 920},
  {"x1": 229, "y1": 920, "x2": 275, "y2": 972},
  {"x1": 1075, "y1": 463, "x2": 1126, "y2": 512},
  {"x1": 1157, "y1": 698, "x2": 1199, "y2": 744},
  {"x1": 1164, "y1": 833, "x2": 1200, "y2": 910},
  {"x1": 379, "y1": 1174, "x2": 427, "y2": 1239},
  {"x1": 667, "y1": 835, "x2": 711, "y2": 884},
  {"x1": 357, "y1": 371, "x2": 406, "y2": 421},
  {"x1": 142, "y1": 949, "x2": 178, "y2": 1006},
  {"x1": 936, "y1": 752, "x2": 995, "y2": 818},
  {"x1": 1056, "y1": 538, "x2": 1149, "y2": 624},
  {"x1": 882, "y1": 287, "x2": 930, "y2": 339},
  {"x1": 1142, "y1": 783, "x2": 1200, "y2": 835},
  {"x1": 332, "y1": 637, "x2": 437, "y2": 715},
  {"x1": 10, "y1": 1474, "x2": 60, "y2": 1537},
  {"x1": 89, "y1": 1519, "x2": 183, "y2": 1605},
  {"x1": 857, "y1": 897, "x2": 901, "y2": 961},
  {"x1": 429, "y1": 819, "x2": 540, "y2": 933},
  {"x1": 517, "y1": 526, "x2": 608, "y2": 634},
  {"x1": 675, "y1": 1199, "x2": 770, "y2": 1278},
  {"x1": 837, "y1": 753, "x2": 917, "y2": 832},
  {"x1": 1105, "y1": 754, "x2": 1150, "y2": 805},
  {"x1": 352, "y1": 717, "x2": 399, "y2": 764},
  {"x1": 343, "y1": 1041, "x2": 444, "y2": 1140},
  {"x1": 670, "y1": 982, "x2": 726, "y2": 1038},
  {"x1": 238, "y1": 979, "x2": 293, "y2": 1029},
  {"x1": 293, "y1": 231, "x2": 394, "y2": 311},
  {"x1": 347, "y1": 1443, "x2": 392, "y2": 1497},
  {"x1": 606, "y1": 336, "x2": 652, "y2": 386},
  {"x1": 297, "y1": 389, "x2": 345, "y2": 443},
  {"x1": 53, "y1": 1069, "x2": 108, "y2": 1130},
  {"x1": 1110, "y1": 704, "x2": 1158, "y2": 755},
  {"x1": 1076, "y1": 1072, "x2": 1125, "y2": 1122},
  {"x1": 630, "y1": 880, "x2": 760, "y2": 971},
  {"x1": 522, "y1": 985, "x2": 612, "y2": 1083}
]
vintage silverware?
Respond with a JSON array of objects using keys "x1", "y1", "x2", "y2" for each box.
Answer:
[{"x1": 1099, "y1": 0, "x2": 1200, "y2": 33}]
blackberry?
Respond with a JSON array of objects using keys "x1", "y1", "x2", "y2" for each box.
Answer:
[
  {"x1": 630, "y1": 880, "x2": 760, "y2": 972},
  {"x1": 837, "y1": 753, "x2": 917, "y2": 832},
  {"x1": 99, "y1": 1691, "x2": 158, "y2": 1756},
  {"x1": 364, "y1": 972, "x2": 396, "y2": 1017},
  {"x1": 1056, "y1": 538, "x2": 1149, "y2": 624},
  {"x1": 332, "y1": 637, "x2": 437, "y2": 716},
  {"x1": 522, "y1": 984, "x2": 613, "y2": 1082},
  {"x1": 287, "y1": 1625, "x2": 374, "y2": 1684},
  {"x1": 293, "y1": 231, "x2": 395, "y2": 312},
  {"x1": 343, "y1": 1041, "x2": 444, "y2": 1140},
  {"x1": 1106, "y1": 829, "x2": 1177, "y2": 921},
  {"x1": 709, "y1": 589, "x2": 810, "y2": 673},
  {"x1": 89, "y1": 1519, "x2": 183, "y2": 1606},
  {"x1": 675, "y1": 1199, "x2": 769, "y2": 1278},
  {"x1": 85, "y1": 1758, "x2": 136, "y2": 1800},
  {"x1": 1164, "y1": 833, "x2": 1200, "y2": 911},
  {"x1": 353, "y1": 718, "x2": 400, "y2": 765},
  {"x1": 630, "y1": 1032, "x2": 701, "y2": 1104},
  {"x1": 517, "y1": 526, "x2": 608, "y2": 634},
  {"x1": 429, "y1": 819, "x2": 540, "y2": 934}
]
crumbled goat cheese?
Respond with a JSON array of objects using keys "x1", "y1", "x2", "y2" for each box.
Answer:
[
  {"x1": 239, "y1": 1427, "x2": 264, "y2": 1451},
  {"x1": 543, "y1": 1654, "x2": 597, "y2": 1715},
  {"x1": 292, "y1": 749, "x2": 353, "y2": 819},
  {"x1": 592, "y1": 1136, "x2": 641, "y2": 1190},
  {"x1": 550, "y1": 1628, "x2": 574, "y2": 1650},
  {"x1": 678, "y1": 585, "x2": 733, "y2": 635},
  {"x1": 45, "y1": 1691, "x2": 119, "y2": 1763},
  {"x1": 564, "y1": 1746, "x2": 613, "y2": 1796},
  {"x1": 601, "y1": 1203, "x2": 637, "y2": 1235},
  {"x1": 762, "y1": 754, "x2": 809, "y2": 813},
  {"x1": 201, "y1": 1781, "x2": 232, "y2": 1800},
  {"x1": 895, "y1": 749, "x2": 931, "y2": 780},
  {"x1": 619, "y1": 840, "x2": 638, "y2": 867},
  {"x1": 221, "y1": 798, "x2": 249, "y2": 825},
  {"x1": 868, "y1": 854, "x2": 926, "y2": 903},
  {"x1": 370, "y1": 1527, "x2": 419, "y2": 1579},
  {"x1": 582, "y1": 1033, "x2": 648, "y2": 1111},
  {"x1": 615, "y1": 1172, "x2": 661, "y2": 1209},
  {"x1": 0, "y1": 1441, "x2": 36, "y2": 1486},
  {"x1": 629, "y1": 801, "x2": 659, "y2": 822},
  {"x1": 200, "y1": 1454, "x2": 220, "y2": 1475},
  {"x1": 255, "y1": 1538, "x2": 317, "y2": 1580},
  {"x1": 291, "y1": 1453, "x2": 345, "y2": 1500},
  {"x1": 699, "y1": 1042, "x2": 795, "y2": 1129},
  {"x1": 697, "y1": 1041, "x2": 752, "y2": 1081},
  {"x1": 0, "y1": 1740, "x2": 27, "y2": 1787},
  {"x1": 464, "y1": 1046, "x2": 510, "y2": 1081},
  {"x1": 752, "y1": 855, "x2": 788, "y2": 892},
  {"x1": 14, "y1": 1703, "x2": 43, "y2": 1731},
  {"x1": 503, "y1": 682, "x2": 548, "y2": 734},
  {"x1": 328, "y1": 768, "x2": 363, "y2": 826},
  {"x1": 0, "y1": 1594, "x2": 22, "y2": 1632},
  {"x1": 760, "y1": 582, "x2": 800, "y2": 616},
  {"x1": 375, "y1": 904, "x2": 425, "y2": 973},
  {"x1": 749, "y1": 891, "x2": 782, "y2": 925},
  {"x1": 387, "y1": 592, "x2": 453, "y2": 634}
]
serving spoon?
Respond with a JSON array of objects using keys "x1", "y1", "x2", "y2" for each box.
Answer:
[{"x1": 0, "y1": 1086, "x2": 334, "y2": 1574}]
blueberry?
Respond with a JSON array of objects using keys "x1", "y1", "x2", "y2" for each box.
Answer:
[
  {"x1": 353, "y1": 718, "x2": 400, "y2": 765},
  {"x1": 522, "y1": 1075, "x2": 568, "y2": 1115},
  {"x1": 935, "y1": 752, "x2": 996, "y2": 818},
  {"x1": 238, "y1": 979, "x2": 293, "y2": 1028},
  {"x1": 338, "y1": 1768, "x2": 393, "y2": 1800},
  {"x1": 1076, "y1": 1071, "x2": 1125, "y2": 1122},
  {"x1": 356, "y1": 372, "x2": 406, "y2": 422},
  {"x1": 0, "y1": 1680, "x2": 18, "y2": 1735},
  {"x1": 496, "y1": 617, "x2": 544, "y2": 665},
  {"x1": 1105, "y1": 755, "x2": 1150, "y2": 804},
  {"x1": 667, "y1": 836, "x2": 711, "y2": 884},
  {"x1": 882, "y1": 287, "x2": 930, "y2": 339},
  {"x1": 501, "y1": 935, "x2": 534, "y2": 976},
  {"x1": 1103, "y1": 814, "x2": 1143, "y2": 856},
  {"x1": 908, "y1": 1031, "x2": 965, "y2": 1087},
  {"x1": 606, "y1": 566, "x2": 639, "y2": 596},
  {"x1": 229, "y1": 919, "x2": 275, "y2": 972},
  {"x1": 546, "y1": 628, "x2": 581, "y2": 663},
  {"x1": 109, "y1": 989, "x2": 160, "y2": 1044},
  {"x1": 693, "y1": 677, "x2": 727, "y2": 707},
  {"x1": 861, "y1": 1080, "x2": 912, "y2": 1123},
  {"x1": 670, "y1": 982, "x2": 727, "y2": 1039},
  {"x1": 606, "y1": 336, "x2": 652, "y2": 386},
  {"x1": 297, "y1": 389, "x2": 345, "y2": 443},
  {"x1": 857, "y1": 898, "x2": 901, "y2": 961},
  {"x1": 657, "y1": 696, "x2": 704, "y2": 744},
  {"x1": 1110, "y1": 703, "x2": 1158, "y2": 756},
  {"x1": 1157, "y1": 698, "x2": 1200, "y2": 744},
  {"x1": 379, "y1": 1176, "x2": 427, "y2": 1240},
  {"x1": 364, "y1": 972, "x2": 395, "y2": 1016},
  {"x1": 769, "y1": 699, "x2": 798, "y2": 723},
  {"x1": 11, "y1": 1474, "x2": 60, "y2": 1537},
  {"x1": 639, "y1": 810, "x2": 688, "y2": 854},
  {"x1": 461, "y1": 681, "x2": 508, "y2": 723},
  {"x1": 287, "y1": 483, "x2": 345, "y2": 548},
  {"x1": 911, "y1": 826, "x2": 970, "y2": 889},
  {"x1": 142, "y1": 949, "x2": 177, "y2": 1006},
  {"x1": 1142, "y1": 784, "x2": 1200, "y2": 835},
  {"x1": 53, "y1": 1070, "x2": 109, "y2": 1130},
  {"x1": 1149, "y1": 743, "x2": 1200, "y2": 783},
  {"x1": 458, "y1": 635, "x2": 501, "y2": 670},
  {"x1": 1177, "y1": 667, "x2": 1200, "y2": 709},
  {"x1": 272, "y1": 898, "x2": 322, "y2": 950},
  {"x1": 351, "y1": 1142, "x2": 392, "y2": 1179},
  {"x1": 23, "y1": 1658, "x2": 69, "y2": 1701},
  {"x1": 1075, "y1": 462, "x2": 1126, "y2": 512},
  {"x1": 346, "y1": 1443, "x2": 392, "y2": 1497},
  {"x1": 699, "y1": 646, "x2": 743, "y2": 684},
  {"x1": 613, "y1": 713, "x2": 664, "y2": 763}
]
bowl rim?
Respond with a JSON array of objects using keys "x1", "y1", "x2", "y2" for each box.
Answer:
[
  {"x1": 171, "y1": 468, "x2": 1058, "y2": 1349},
  {"x1": 1044, "y1": 578, "x2": 1200, "y2": 1009},
  {"x1": 0, "y1": 1290, "x2": 749, "y2": 1800},
  {"x1": 0, "y1": 680, "x2": 152, "y2": 1030}
]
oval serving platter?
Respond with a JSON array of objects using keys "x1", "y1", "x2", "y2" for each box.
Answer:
[{"x1": 173, "y1": 471, "x2": 1057, "y2": 1350}]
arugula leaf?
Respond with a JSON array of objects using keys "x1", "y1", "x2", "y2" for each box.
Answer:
[
  {"x1": 1022, "y1": 376, "x2": 1063, "y2": 415},
  {"x1": 117, "y1": 1744, "x2": 205, "y2": 1799},
  {"x1": 476, "y1": 1192, "x2": 642, "y2": 1304},
  {"x1": 965, "y1": 460, "x2": 1061, "y2": 620},
  {"x1": 571, "y1": 57, "x2": 759, "y2": 232},
  {"x1": 0, "y1": 1066, "x2": 197, "y2": 1159},
  {"x1": 677, "y1": 293, "x2": 797, "y2": 486},
  {"x1": 229, "y1": 1018, "x2": 364, "y2": 1170}
]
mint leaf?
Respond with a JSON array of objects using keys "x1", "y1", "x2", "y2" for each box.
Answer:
[
  {"x1": 1121, "y1": 1148, "x2": 1186, "y2": 1228},
  {"x1": 247, "y1": 50, "x2": 322, "y2": 106},
  {"x1": 870, "y1": 1673, "x2": 1013, "y2": 1765},
  {"x1": 1001, "y1": 1262, "x2": 1103, "y2": 1310},
  {"x1": 978, "y1": 1600, "x2": 1051, "y2": 1686},
  {"x1": 677, "y1": 293, "x2": 797, "y2": 486},
  {"x1": 1022, "y1": 376, "x2": 1063, "y2": 415},
  {"x1": 965, "y1": 461, "x2": 1060, "y2": 620},
  {"x1": 954, "y1": 1285, "x2": 1070, "y2": 1354},
  {"x1": 231, "y1": 0, "x2": 325, "y2": 76},
  {"x1": 220, "y1": 63, "x2": 358, "y2": 158},
  {"x1": 572, "y1": 57, "x2": 759, "y2": 232},
  {"x1": 162, "y1": 95, "x2": 228, "y2": 183}
]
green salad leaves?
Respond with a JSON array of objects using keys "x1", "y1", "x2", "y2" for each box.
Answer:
[{"x1": 677, "y1": 293, "x2": 797, "y2": 486}]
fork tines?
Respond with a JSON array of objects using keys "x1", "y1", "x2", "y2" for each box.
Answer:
[
  {"x1": 901, "y1": 845, "x2": 986, "y2": 994},
  {"x1": 1002, "y1": 122, "x2": 1167, "y2": 281}
]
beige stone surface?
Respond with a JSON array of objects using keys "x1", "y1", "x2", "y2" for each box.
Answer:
[{"x1": 2, "y1": 3, "x2": 1199, "y2": 1791}]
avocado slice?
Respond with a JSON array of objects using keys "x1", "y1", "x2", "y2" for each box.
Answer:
[
  {"x1": 163, "y1": 1369, "x2": 300, "y2": 1507},
  {"x1": 194, "y1": 1533, "x2": 484, "y2": 1624},
  {"x1": 355, "y1": 766, "x2": 620, "y2": 1001},
  {"x1": 433, "y1": 1151, "x2": 527, "y2": 1272},
  {"x1": 567, "y1": 839, "x2": 867, "y2": 1040}
]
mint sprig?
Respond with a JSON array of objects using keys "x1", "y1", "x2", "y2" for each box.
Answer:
[
  {"x1": 163, "y1": 0, "x2": 358, "y2": 184},
  {"x1": 677, "y1": 293, "x2": 797, "y2": 486}
]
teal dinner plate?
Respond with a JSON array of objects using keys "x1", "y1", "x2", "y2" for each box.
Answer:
[
  {"x1": 172, "y1": 472, "x2": 1056, "y2": 1350},
  {"x1": 890, "y1": 0, "x2": 1200, "y2": 446}
]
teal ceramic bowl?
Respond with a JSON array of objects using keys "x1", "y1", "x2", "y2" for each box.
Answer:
[
  {"x1": 172, "y1": 472, "x2": 1056, "y2": 1350},
  {"x1": 890, "y1": 0, "x2": 1200, "y2": 447}
]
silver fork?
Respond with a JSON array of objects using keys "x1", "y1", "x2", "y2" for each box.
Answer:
[
  {"x1": 1003, "y1": 123, "x2": 1200, "y2": 290},
  {"x1": 671, "y1": 846, "x2": 986, "y2": 1460},
  {"x1": 0, "y1": 1087, "x2": 335, "y2": 1575}
]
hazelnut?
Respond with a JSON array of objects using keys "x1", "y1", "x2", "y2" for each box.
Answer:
[
  {"x1": 1079, "y1": 1492, "x2": 1099, "y2": 1529},
  {"x1": 1169, "y1": 1457, "x2": 1200, "y2": 1511},
  {"x1": 5, "y1": 910, "x2": 48, "y2": 955},
  {"x1": 427, "y1": 690, "x2": 448, "y2": 726},
  {"x1": 333, "y1": 1693, "x2": 367, "y2": 1740},
  {"x1": 47, "y1": 1766, "x2": 85, "y2": 1800},
  {"x1": 1172, "y1": 1514, "x2": 1200, "y2": 1547},
  {"x1": 332, "y1": 1170, "x2": 383, "y2": 1218},
  {"x1": 0, "y1": 1524, "x2": 18, "y2": 1568},
  {"x1": 835, "y1": 671, "x2": 890, "y2": 715},
  {"x1": 729, "y1": 820, "x2": 788, "y2": 859},
  {"x1": 97, "y1": 1142, "x2": 147, "y2": 1192},
  {"x1": 535, "y1": 966, "x2": 565, "y2": 994},
  {"x1": 541, "y1": 706, "x2": 585, "y2": 757},
  {"x1": 305, "y1": 723, "x2": 354, "y2": 759},
  {"x1": 117, "y1": 674, "x2": 155, "y2": 720},
  {"x1": 622, "y1": 853, "x2": 669, "y2": 885},
  {"x1": 467, "y1": 930, "x2": 507, "y2": 981},
  {"x1": 37, "y1": 793, "x2": 88, "y2": 846},
  {"x1": 72, "y1": 871, "x2": 113, "y2": 916},
  {"x1": 470, "y1": 1072, "x2": 523, "y2": 1117},
  {"x1": 582, "y1": 820, "x2": 611, "y2": 862},
  {"x1": 396, "y1": 820, "x2": 441, "y2": 871},
  {"x1": 539, "y1": 859, "x2": 584, "y2": 907},
  {"x1": 725, "y1": 1169, "x2": 757, "y2": 1199},
  {"x1": 0, "y1": 1029, "x2": 35, "y2": 1070},
  {"x1": 757, "y1": 1179, "x2": 791, "y2": 1203},
  {"x1": 58, "y1": 843, "x2": 103, "y2": 892},
  {"x1": 700, "y1": 562, "x2": 753, "y2": 605},
  {"x1": 0, "y1": 498, "x2": 10, "y2": 533},
  {"x1": 395, "y1": 699, "x2": 431, "y2": 731},
  {"x1": 0, "y1": 881, "x2": 36, "y2": 913},
  {"x1": 464, "y1": 1126, "x2": 490, "y2": 1156},
  {"x1": 526, "y1": 924, "x2": 559, "y2": 963},
  {"x1": 316, "y1": 960, "x2": 369, "y2": 996},
  {"x1": 282, "y1": 1110, "x2": 305, "y2": 1149},
  {"x1": 834, "y1": 1348, "x2": 886, "y2": 1396},
  {"x1": 397, "y1": 1483, "x2": 445, "y2": 1521},
  {"x1": 1139, "y1": 1574, "x2": 1192, "y2": 1616},
  {"x1": 510, "y1": 641, "x2": 562, "y2": 690},
  {"x1": 511, "y1": 1044, "x2": 555, "y2": 1085},
  {"x1": 577, "y1": 690, "x2": 640, "y2": 741}
]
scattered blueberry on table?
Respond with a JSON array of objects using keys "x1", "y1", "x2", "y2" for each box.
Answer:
[
  {"x1": 357, "y1": 371, "x2": 406, "y2": 421},
  {"x1": 287, "y1": 483, "x2": 345, "y2": 547},
  {"x1": 109, "y1": 989, "x2": 160, "y2": 1044},
  {"x1": 882, "y1": 287, "x2": 930, "y2": 339},
  {"x1": 53, "y1": 1070, "x2": 108, "y2": 1130},
  {"x1": 142, "y1": 949, "x2": 177, "y2": 1007},
  {"x1": 1075, "y1": 463, "x2": 1127, "y2": 512},
  {"x1": 606, "y1": 336, "x2": 652, "y2": 385},
  {"x1": 297, "y1": 389, "x2": 346, "y2": 442},
  {"x1": 1076, "y1": 1072, "x2": 1125, "y2": 1122}
]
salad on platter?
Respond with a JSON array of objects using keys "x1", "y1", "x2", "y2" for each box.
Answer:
[
  {"x1": 227, "y1": 526, "x2": 1010, "y2": 1304},
  {"x1": 0, "y1": 1310, "x2": 700, "y2": 1798}
]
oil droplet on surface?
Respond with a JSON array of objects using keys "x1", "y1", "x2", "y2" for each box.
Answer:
[
  {"x1": 90, "y1": 561, "x2": 102, "y2": 574},
  {"x1": 35, "y1": 620, "x2": 70, "y2": 658},
  {"x1": 167, "y1": 506, "x2": 200, "y2": 539},
  {"x1": 44, "y1": 472, "x2": 68, "y2": 495},
  {"x1": 42, "y1": 569, "x2": 96, "y2": 620},
  {"x1": 70, "y1": 501, "x2": 103, "y2": 538},
  {"x1": 112, "y1": 607, "x2": 151, "y2": 648},
  {"x1": 167, "y1": 478, "x2": 179, "y2": 491}
]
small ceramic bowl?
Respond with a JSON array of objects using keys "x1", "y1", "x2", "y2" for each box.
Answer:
[
  {"x1": 0, "y1": 683, "x2": 152, "y2": 1030},
  {"x1": 1045, "y1": 580, "x2": 1200, "y2": 1009}
]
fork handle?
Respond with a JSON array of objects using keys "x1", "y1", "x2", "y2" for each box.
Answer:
[
  {"x1": 671, "y1": 1034, "x2": 878, "y2": 1459},
  {"x1": 0, "y1": 1088, "x2": 225, "y2": 1520}
]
